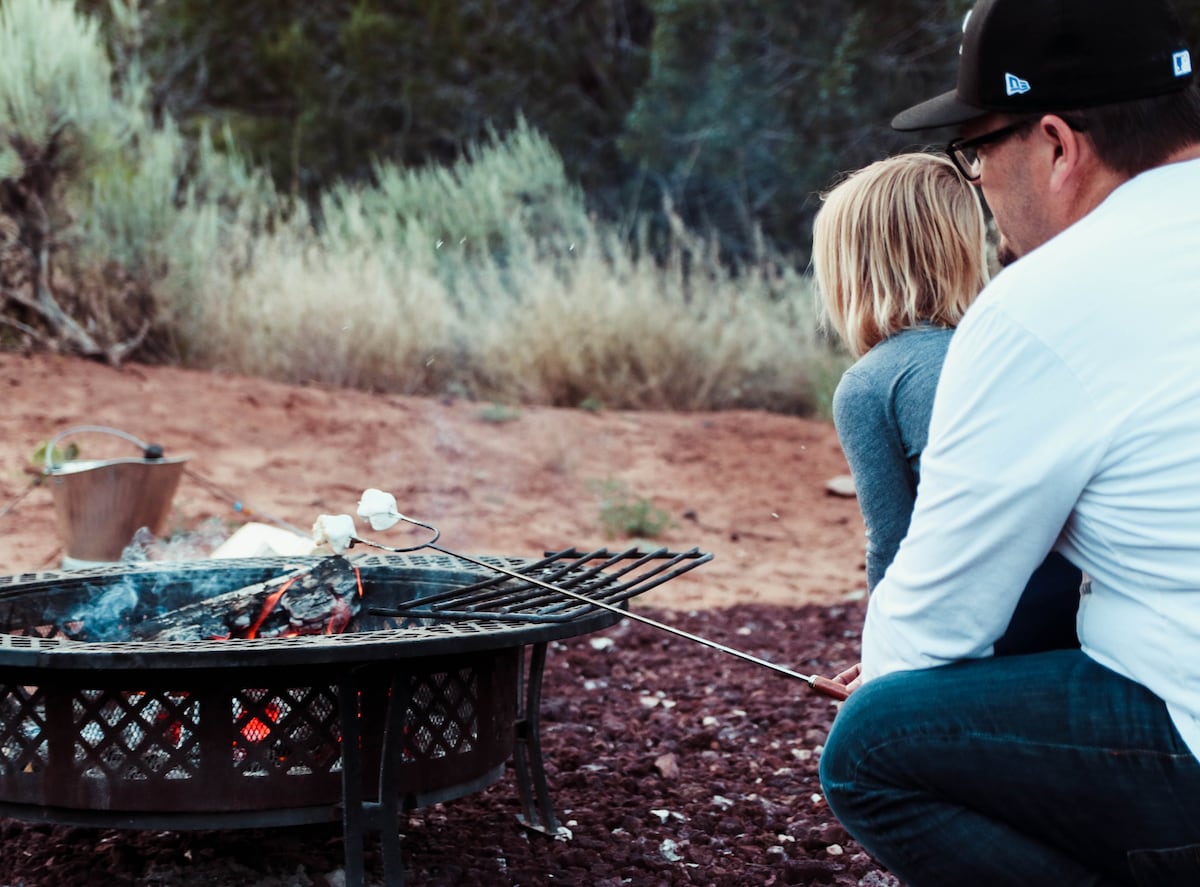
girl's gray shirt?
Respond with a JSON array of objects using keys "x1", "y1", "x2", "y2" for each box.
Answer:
[{"x1": 832, "y1": 325, "x2": 951, "y2": 590}]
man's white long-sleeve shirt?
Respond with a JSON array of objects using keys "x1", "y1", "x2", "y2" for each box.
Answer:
[{"x1": 860, "y1": 157, "x2": 1200, "y2": 757}]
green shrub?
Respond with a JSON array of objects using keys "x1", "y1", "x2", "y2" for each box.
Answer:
[
  {"x1": 0, "y1": 0, "x2": 136, "y2": 361},
  {"x1": 477, "y1": 403, "x2": 522, "y2": 424},
  {"x1": 0, "y1": 0, "x2": 279, "y2": 363},
  {"x1": 590, "y1": 479, "x2": 675, "y2": 540}
]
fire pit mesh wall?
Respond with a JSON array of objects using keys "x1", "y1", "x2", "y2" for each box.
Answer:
[
  {"x1": 0, "y1": 658, "x2": 515, "y2": 814},
  {"x1": 0, "y1": 556, "x2": 528, "y2": 816}
]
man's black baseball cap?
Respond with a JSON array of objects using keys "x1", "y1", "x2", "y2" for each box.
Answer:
[{"x1": 892, "y1": 0, "x2": 1195, "y2": 131}]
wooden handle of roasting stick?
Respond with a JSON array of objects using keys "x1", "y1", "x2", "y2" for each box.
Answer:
[{"x1": 807, "y1": 675, "x2": 851, "y2": 701}]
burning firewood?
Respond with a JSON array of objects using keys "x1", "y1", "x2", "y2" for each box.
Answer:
[{"x1": 129, "y1": 556, "x2": 364, "y2": 642}]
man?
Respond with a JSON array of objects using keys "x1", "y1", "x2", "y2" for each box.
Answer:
[{"x1": 818, "y1": 1, "x2": 1200, "y2": 885}]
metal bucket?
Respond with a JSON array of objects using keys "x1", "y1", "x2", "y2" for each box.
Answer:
[{"x1": 43, "y1": 426, "x2": 189, "y2": 563}]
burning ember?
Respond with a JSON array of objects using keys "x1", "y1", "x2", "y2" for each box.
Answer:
[
  {"x1": 126, "y1": 555, "x2": 364, "y2": 642},
  {"x1": 121, "y1": 490, "x2": 407, "y2": 643}
]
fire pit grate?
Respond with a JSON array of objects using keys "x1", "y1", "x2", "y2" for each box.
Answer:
[{"x1": 0, "y1": 546, "x2": 711, "y2": 664}]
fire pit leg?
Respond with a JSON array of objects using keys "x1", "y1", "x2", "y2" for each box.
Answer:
[
  {"x1": 513, "y1": 642, "x2": 560, "y2": 835},
  {"x1": 373, "y1": 669, "x2": 412, "y2": 883},
  {"x1": 338, "y1": 673, "x2": 372, "y2": 887},
  {"x1": 338, "y1": 670, "x2": 411, "y2": 887}
]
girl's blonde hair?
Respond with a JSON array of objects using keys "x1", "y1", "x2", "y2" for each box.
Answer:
[{"x1": 812, "y1": 152, "x2": 988, "y2": 358}]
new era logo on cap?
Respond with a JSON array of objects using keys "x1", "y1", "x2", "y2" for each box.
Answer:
[
  {"x1": 1176, "y1": 50, "x2": 1193, "y2": 77},
  {"x1": 1005, "y1": 73, "x2": 1031, "y2": 96}
]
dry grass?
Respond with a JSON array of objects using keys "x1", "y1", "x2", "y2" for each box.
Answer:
[
  {"x1": 166, "y1": 124, "x2": 840, "y2": 413},
  {"x1": 180, "y1": 228, "x2": 463, "y2": 394}
]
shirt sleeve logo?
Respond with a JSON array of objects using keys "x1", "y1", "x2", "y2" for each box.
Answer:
[{"x1": 1175, "y1": 50, "x2": 1193, "y2": 77}]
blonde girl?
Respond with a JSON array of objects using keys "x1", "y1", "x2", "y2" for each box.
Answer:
[{"x1": 813, "y1": 152, "x2": 1080, "y2": 654}]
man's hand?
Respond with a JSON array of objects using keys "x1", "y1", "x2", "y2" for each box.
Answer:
[
  {"x1": 832, "y1": 663, "x2": 862, "y2": 695},
  {"x1": 808, "y1": 663, "x2": 862, "y2": 700}
]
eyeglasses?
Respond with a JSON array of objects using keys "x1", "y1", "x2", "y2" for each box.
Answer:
[{"x1": 946, "y1": 118, "x2": 1039, "y2": 181}]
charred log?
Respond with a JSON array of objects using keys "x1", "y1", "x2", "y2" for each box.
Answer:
[{"x1": 129, "y1": 556, "x2": 363, "y2": 642}]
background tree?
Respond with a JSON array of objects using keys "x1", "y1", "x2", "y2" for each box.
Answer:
[
  {"x1": 104, "y1": 0, "x2": 654, "y2": 203},
  {"x1": 83, "y1": 0, "x2": 1200, "y2": 260},
  {"x1": 103, "y1": 0, "x2": 978, "y2": 258},
  {"x1": 618, "y1": 0, "x2": 974, "y2": 258}
]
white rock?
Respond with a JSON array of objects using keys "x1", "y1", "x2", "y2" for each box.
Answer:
[
  {"x1": 660, "y1": 838, "x2": 683, "y2": 862},
  {"x1": 825, "y1": 474, "x2": 858, "y2": 497}
]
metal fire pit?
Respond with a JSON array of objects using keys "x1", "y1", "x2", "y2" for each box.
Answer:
[{"x1": 0, "y1": 547, "x2": 710, "y2": 885}]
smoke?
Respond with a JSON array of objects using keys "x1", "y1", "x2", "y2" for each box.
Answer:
[
  {"x1": 66, "y1": 562, "x2": 287, "y2": 642},
  {"x1": 69, "y1": 577, "x2": 139, "y2": 641},
  {"x1": 119, "y1": 519, "x2": 230, "y2": 563}
]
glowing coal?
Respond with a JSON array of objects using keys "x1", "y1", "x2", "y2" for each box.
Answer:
[{"x1": 125, "y1": 555, "x2": 364, "y2": 641}]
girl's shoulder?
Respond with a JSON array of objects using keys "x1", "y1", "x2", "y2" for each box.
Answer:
[{"x1": 858, "y1": 325, "x2": 952, "y2": 370}]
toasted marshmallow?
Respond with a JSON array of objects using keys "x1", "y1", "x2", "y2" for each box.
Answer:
[
  {"x1": 312, "y1": 513, "x2": 357, "y2": 553},
  {"x1": 357, "y1": 488, "x2": 403, "y2": 531}
]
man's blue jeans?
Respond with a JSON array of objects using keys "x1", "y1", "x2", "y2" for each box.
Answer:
[{"x1": 819, "y1": 650, "x2": 1200, "y2": 886}]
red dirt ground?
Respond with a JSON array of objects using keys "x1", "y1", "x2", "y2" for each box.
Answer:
[{"x1": 0, "y1": 353, "x2": 889, "y2": 886}]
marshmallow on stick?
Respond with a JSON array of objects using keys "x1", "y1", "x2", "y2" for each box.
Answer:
[
  {"x1": 357, "y1": 488, "x2": 404, "y2": 531},
  {"x1": 312, "y1": 513, "x2": 357, "y2": 553}
]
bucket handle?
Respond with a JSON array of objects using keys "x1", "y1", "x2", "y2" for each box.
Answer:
[{"x1": 44, "y1": 425, "x2": 167, "y2": 471}]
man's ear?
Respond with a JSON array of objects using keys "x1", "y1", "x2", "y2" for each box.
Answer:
[{"x1": 1041, "y1": 115, "x2": 1087, "y2": 194}]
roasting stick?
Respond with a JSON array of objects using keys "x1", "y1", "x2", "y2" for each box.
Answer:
[{"x1": 348, "y1": 516, "x2": 851, "y2": 702}]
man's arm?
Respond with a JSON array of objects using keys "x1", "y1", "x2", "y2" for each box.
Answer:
[{"x1": 860, "y1": 303, "x2": 1105, "y2": 680}]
